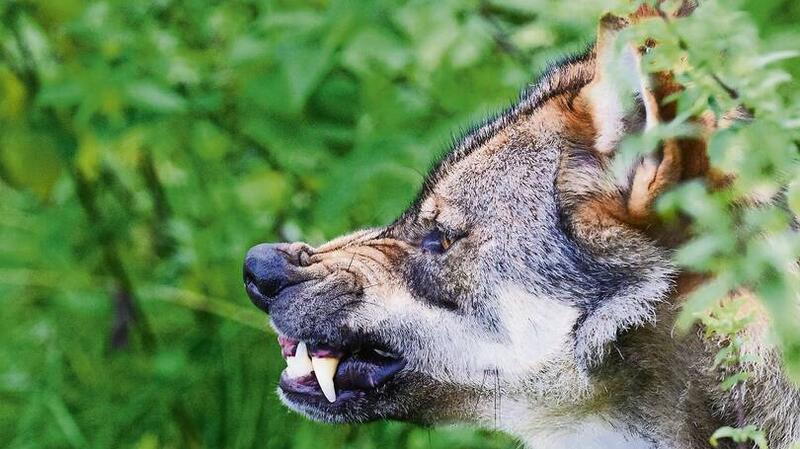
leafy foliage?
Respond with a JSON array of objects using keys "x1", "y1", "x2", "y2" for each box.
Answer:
[
  {"x1": 627, "y1": 0, "x2": 800, "y2": 380},
  {"x1": 0, "y1": 0, "x2": 798, "y2": 448},
  {"x1": 710, "y1": 425, "x2": 769, "y2": 449},
  {"x1": 618, "y1": 1, "x2": 800, "y2": 446}
]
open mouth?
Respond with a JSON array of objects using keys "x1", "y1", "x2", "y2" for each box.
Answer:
[{"x1": 277, "y1": 335, "x2": 406, "y2": 404}]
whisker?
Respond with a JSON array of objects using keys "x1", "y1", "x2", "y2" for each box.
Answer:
[
  {"x1": 350, "y1": 250, "x2": 388, "y2": 269},
  {"x1": 359, "y1": 300, "x2": 388, "y2": 311},
  {"x1": 473, "y1": 369, "x2": 489, "y2": 418},
  {"x1": 363, "y1": 240, "x2": 406, "y2": 253},
  {"x1": 336, "y1": 251, "x2": 384, "y2": 282},
  {"x1": 328, "y1": 295, "x2": 389, "y2": 318},
  {"x1": 495, "y1": 367, "x2": 501, "y2": 427}
]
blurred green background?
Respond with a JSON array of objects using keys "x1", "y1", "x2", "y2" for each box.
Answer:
[{"x1": 1, "y1": 1, "x2": 799, "y2": 448}]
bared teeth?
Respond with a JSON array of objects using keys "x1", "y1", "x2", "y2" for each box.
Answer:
[
  {"x1": 311, "y1": 356, "x2": 340, "y2": 403},
  {"x1": 285, "y1": 341, "x2": 312, "y2": 378},
  {"x1": 282, "y1": 339, "x2": 341, "y2": 402}
]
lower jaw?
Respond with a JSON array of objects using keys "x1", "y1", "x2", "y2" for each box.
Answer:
[
  {"x1": 278, "y1": 373, "x2": 476, "y2": 426},
  {"x1": 277, "y1": 387, "x2": 375, "y2": 424},
  {"x1": 279, "y1": 385, "x2": 366, "y2": 406},
  {"x1": 278, "y1": 375, "x2": 367, "y2": 404},
  {"x1": 277, "y1": 368, "x2": 403, "y2": 424},
  {"x1": 277, "y1": 351, "x2": 407, "y2": 403}
]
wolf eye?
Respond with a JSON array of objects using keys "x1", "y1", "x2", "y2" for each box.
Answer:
[{"x1": 421, "y1": 229, "x2": 455, "y2": 253}]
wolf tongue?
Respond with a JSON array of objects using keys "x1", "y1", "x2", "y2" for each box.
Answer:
[{"x1": 311, "y1": 356, "x2": 339, "y2": 403}]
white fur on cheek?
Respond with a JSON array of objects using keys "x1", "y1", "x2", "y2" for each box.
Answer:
[
  {"x1": 358, "y1": 285, "x2": 578, "y2": 386},
  {"x1": 491, "y1": 286, "x2": 579, "y2": 381}
]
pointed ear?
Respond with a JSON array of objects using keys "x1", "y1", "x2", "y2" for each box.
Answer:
[
  {"x1": 584, "y1": 13, "x2": 646, "y2": 156},
  {"x1": 586, "y1": 0, "x2": 699, "y2": 147},
  {"x1": 581, "y1": 5, "x2": 707, "y2": 227},
  {"x1": 569, "y1": 2, "x2": 709, "y2": 372}
]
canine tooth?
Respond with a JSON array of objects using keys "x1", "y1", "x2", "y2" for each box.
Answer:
[
  {"x1": 286, "y1": 342, "x2": 312, "y2": 378},
  {"x1": 311, "y1": 356, "x2": 339, "y2": 403}
]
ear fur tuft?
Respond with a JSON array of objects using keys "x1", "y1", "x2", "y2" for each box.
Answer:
[
  {"x1": 569, "y1": 2, "x2": 708, "y2": 371},
  {"x1": 581, "y1": 5, "x2": 708, "y2": 227}
]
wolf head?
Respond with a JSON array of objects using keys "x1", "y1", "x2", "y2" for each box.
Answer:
[{"x1": 243, "y1": 3, "x2": 712, "y2": 429}]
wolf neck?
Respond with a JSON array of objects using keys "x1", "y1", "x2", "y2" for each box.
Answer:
[
  {"x1": 487, "y1": 314, "x2": 718, "y2": 449},
  {"x1": 509, "y1": 414, "x2": 657, "y2": 449},
  {"x1": 486, "y1": 354, "x2": 657, "y2": 449}
]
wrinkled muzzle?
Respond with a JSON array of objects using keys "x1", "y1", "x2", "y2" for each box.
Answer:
[
  {"x1": 243, "y1": 230, "x2": 403, "y2": 330},
  {"x1": 241, "y1": 231, "x2": 430, "y2": 421}
]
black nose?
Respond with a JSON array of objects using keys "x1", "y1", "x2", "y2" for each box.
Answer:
[{"x1": 243, "y1": 244, "x2": 292, "y2": 312}]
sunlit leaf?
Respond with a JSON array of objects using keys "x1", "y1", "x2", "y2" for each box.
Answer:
[
  {"x1": 0, "y1": 69, "x2": 27, "y2": 119},
  {"x1": 125, "y1": 81, "x2": 187, "y2": 113},
  {"x1": 0, "y1": 127, "x2": 63, "y2": 200}
]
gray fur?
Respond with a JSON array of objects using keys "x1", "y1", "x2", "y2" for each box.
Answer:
[{"x1": 246, "y1": 20, "x2": 800, "y2": 449}]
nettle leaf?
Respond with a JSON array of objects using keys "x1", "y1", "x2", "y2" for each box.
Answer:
[
  {"x1": 279, "y1": 43, "x2": 335, "y2": 114},
  {"x1": 713, "y1": 345, "x2": 735, "y2": 368},
  {"x1": 228, "y1": 35, "x2": 270, "y2": 65},
  {"x1": 241, "y1": 117, "x2": 330, "y2": 174},
  {"x1": 673, "y1": 234, "x2": 735, "y2": 271},
  {"x1": 486, "y1": 0, "x2": 541, "y2": 15},
  {"x1": 510, "y1": 23, "x2": 556, "y2": 50},
  {"x1": 784, "y1": 338, "x2": 800, "y2": 384},
  {"x1": 720, "y1": 372, "x2": 750, "y2": 391},
  {"x1": 341, "y1": 28, "x2": 410, "y2": 77},
  {"x1": 0, "y1": 68, "x2": 28, "y2": 119},
  {"x1": 447, "y1": 16, "x2": 492, "y2": 68},
  {"x1": 710, "y1": 425, "x2": 768, "y2": 449},
  {"x1": 393, "y1": 2, "x2": 461, "y2": 73},
  {"x1": 259, "y1": 9, "x2": 326, "y2": 33},
  {"x1": 36, "y1": 80, "x2": 86, "y2": 109},
  {"x1": 0, "y1": 126, "x2": 63, "y2": 200},
  {"x1": 677, "y1": 273, "x2": 734, "y2": 331},
  {"x1": 75, "y1": 132, "x2": 103, "y2": 181},
  {"x1": 190, "y1": 120, "x2": 232, "y2": 161},
  {"x1": 125, "y1": 81, "x2": 187, "y2": 113},
  {"x1": 309, "y1": 72, "x2": 360, "y2": 122},
  {"x1": 788, "y1": 179, "x2": 800, "y2": 217},
  {"x1": 235, "y1": 169, "x2": 291, "y2": 215}
]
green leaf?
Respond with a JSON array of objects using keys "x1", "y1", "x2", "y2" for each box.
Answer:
[
  {"x1": 341, "y1": 28, "x2": 410, "y2": 77},
  {"x1": 710, "y1": 425, "x2": 768, "y2": 449},
  {"x1": 755, "y1": 50, "x2": 800, "y2": 67},
  {"x1": 788, "y1": 179, "x2": 800, "y2": 217},
  {"x1": 720, "y1": 372, "x2": 750, "y2": 391},
  {"x1": 0, "y1": 68, "x2": 27, "y2": 119},
  {"x1": 279, "y1": 44, "x2": 334, "y2": 113},
  {"x1": 0, "y1": 126, "x2": 63, "y2": 200},
  {"x1": 37, "y1": 81, "x2": 86, "y2": 108},
  {"x1": 125, "y1": 81, "x2": 187, "y2": 113},
  {"x1": 46, "y1": 396, "x2": 89, "y2": 449},
  {"x1": 673, "y1": 234, "x2": 735, "y2": 270},
  {"x1": 677, "y1": 274, "x2": 734, "y2": 332}
]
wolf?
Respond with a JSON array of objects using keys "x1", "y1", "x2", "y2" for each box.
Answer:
[{"x1": 243, "y1": 4, "x2": 800, "y2": 448}]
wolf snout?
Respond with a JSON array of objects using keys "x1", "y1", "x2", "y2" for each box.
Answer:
[{"x1": 243, "y1": 243, "x2": 296, "y2": 312}]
